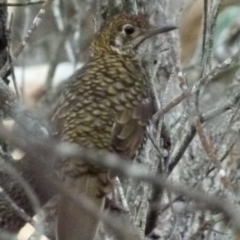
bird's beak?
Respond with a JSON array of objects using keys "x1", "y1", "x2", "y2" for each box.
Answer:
[
  {"x1": 133, "y1": 24, "x2": 177, "y2": 47},
  {"x1": 146, "y1": 25, "x2": 177, "y2": 37}
]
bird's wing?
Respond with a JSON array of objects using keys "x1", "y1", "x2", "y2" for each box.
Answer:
[{"x1": 111, "y1": 98, "x2": 153, "y2": 158}]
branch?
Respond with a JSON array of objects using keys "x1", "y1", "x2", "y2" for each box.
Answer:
[
  {"x1": 194, "y1": 118, "x2": 233, "y2": 190},
  {"x1": 2, "y1": 128, "x2": 240, "y2": 233},
  {"x1": 168, "y1": 92, "x2": 240, "y2": 173},
  {"x1": 0, "y1": 0, "x2": 53, "y2": 78},
  {"x1": 153, "y1": 50, "x2": 240, "y2": 123},
  {"x1": 122, "y1": 0, "x2": 138, "y2": 13},
  {"x1": 0, "y1": 1, "x2": 44, "y2": 6},
  {"x1": 0, "y1": 75, "x2": 54, "y2": 232}
]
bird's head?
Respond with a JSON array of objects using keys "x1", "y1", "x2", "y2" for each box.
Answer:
[{"x1": 90, "y1": 14, "x2": 176, "y2": 57}]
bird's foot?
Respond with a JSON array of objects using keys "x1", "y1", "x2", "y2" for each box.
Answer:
[{"x1": 105, "y1": 195, "x2": 129, "y2": 213}]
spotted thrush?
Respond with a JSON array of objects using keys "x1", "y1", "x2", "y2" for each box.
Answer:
[{"x1": 51, "y1": 13, "x2": 176, "y2": 240}]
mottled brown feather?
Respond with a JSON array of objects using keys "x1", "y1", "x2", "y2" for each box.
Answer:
[{"x1": 111, "y1": 99, "x2": 153, "y2": 157}]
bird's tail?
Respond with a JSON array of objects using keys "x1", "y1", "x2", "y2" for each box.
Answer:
[{"x1": 56, "y1": 173, "x2": 106, "y2": 240}]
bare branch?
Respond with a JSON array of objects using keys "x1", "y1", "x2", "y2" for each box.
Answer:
[
  {"x1": 169, "y1": 92, "x2": 240, "y2": 173},
  {"x1": 153, "y1": 50, "x2": 240, "y2": 122},
  {"x1": 0, "y1": 0, "x2": 53, "y2": 78},
  {"x1": 122, "y1": 0, "x2": 138, "y2": 13},
  {"x1": 0, "y1": 1, "x2": 44, "y2": 6},
  {"x1": 2, "y1": 128, "x2": 240, "y2": 233}
]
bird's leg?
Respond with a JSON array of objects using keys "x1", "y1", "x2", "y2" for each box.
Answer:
[
  {"x1": 105, "y1": 190, "x2": 128, "y2": 213},
  {"x1": 100, "y1": 174, "x2": 128, "y2": 213}
]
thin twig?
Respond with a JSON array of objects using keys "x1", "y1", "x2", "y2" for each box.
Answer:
[
  {"x1": 0, "y1": 0, "x2": 53, "y2": 78},
  {"x1": 201, "y1": 0, "x2": 209, "y2": 76},
  {"x1": 45, "y1": 33, "x2": 69, "y2": 94},
  {"x1": 205, "y1": 136, "x2": 237, "y2": 178},
  {"x1": 194, "y1": 117, "x2": 236, "y2": 202},
  {"x1": 0, "y1": 156, "x2": 43, "y2": 240},
  {"x1": 3, "y1": 129, "x2": 240, "y2": 233},
  {"x1": 0, "y1": 1, "x2": 44, "y2": 6},
  {"x1": 194, "y1": 119, "x2": 227, "y2": 184},
  {"x1": 168, "y1": 92, "x2": 240, "y2": 173},
  {"x1": 122, "y1": 0, "x2": 138, "y2": 13},
  {"x1": 52, "y1": 0, "x2": 75, "y2": 63},
  {"x1": 115, "y1": 177, "x2": 130, "y2": 213},
  {"x1": 7, "y1": 13, "x2": 20, "y2": 97},
  {"x1": 153, "y1": 50, "x2": 240, "y2": 122},
  {"x1": 0, "y1": 186, "x2": 39, "y2": 231}
]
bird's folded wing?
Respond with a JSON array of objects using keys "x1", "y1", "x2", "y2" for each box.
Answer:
[{"x1": 111, "y1": 98, "x2": 153, "y2": 158}]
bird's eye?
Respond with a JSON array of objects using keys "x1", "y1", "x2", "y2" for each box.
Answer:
[{"x1": 123, "y1": 24, "x2": 135, "y2": 35}]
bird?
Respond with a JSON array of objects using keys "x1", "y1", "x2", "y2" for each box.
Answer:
[{"x1": 51, "y1": 13, "x2": 176, "y2": 240}]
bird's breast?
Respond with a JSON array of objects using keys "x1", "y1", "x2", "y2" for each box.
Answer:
[{"x1": 53, "y1": 55, "x2": 149, "y2": 151}]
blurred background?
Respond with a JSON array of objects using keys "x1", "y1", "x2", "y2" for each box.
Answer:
[{"x1": 3, "y1": 0, "x2": 240, "y2": 239}]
